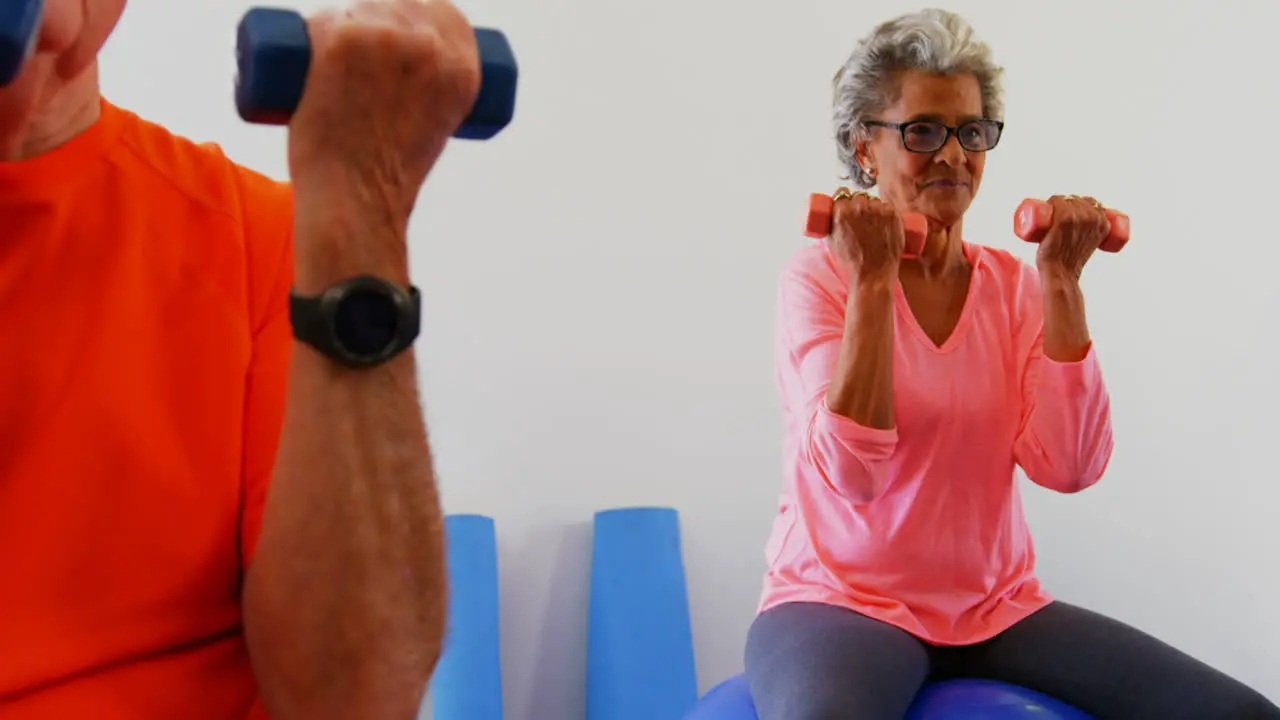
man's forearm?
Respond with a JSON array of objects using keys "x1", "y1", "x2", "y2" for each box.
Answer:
[
  {"x1": 244, "y1": 217, "x2": 445, "y2": 720},
  {"x1": 1039, "y1": 265, "x2": 1092, "y2": 363}
]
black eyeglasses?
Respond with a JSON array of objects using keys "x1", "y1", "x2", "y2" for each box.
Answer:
[{"x1": 864, "y1": 119, "x2": 1004, "y2": 153}]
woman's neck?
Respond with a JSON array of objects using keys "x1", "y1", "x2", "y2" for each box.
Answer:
[{"x1": 911, "y1": 220, "x2": 968, "y2": 279}]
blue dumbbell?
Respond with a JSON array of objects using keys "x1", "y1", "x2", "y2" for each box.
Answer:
[
  {"x1": 235, "y1": 8, "x2": 517, "y2": 140},
  {"x1": 0, "y1": 0, "x2": 43, "y2": 87},
  {"x1": 1, "y1": 2, "x2": 517, "y2": 140}
]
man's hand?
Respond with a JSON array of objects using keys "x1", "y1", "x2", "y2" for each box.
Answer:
[{"x1": 287, "y1": 0, "x2": 482, "y2": 290}]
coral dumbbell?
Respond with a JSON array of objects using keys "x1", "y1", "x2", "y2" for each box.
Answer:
[
  {"x1": 805, "y1": 193, "x2": 927, "y2": 257},
  {"x1": 1013, "y1": 198, "x2": 1129, "y2": 253}
]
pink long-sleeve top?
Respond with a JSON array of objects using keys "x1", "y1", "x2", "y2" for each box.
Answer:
[{"x1": 758, "y1": 240, "x2": 1114, "y2": 645}]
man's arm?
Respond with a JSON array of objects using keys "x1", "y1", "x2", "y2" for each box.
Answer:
[
  {"x1": 239, "y1": 3, "x2": 485, "y2": 716},
  {"x1": 241, "y1": 210, "x2": 445, "y2": 720}
]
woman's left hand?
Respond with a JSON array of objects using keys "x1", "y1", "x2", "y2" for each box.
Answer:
[{"x1": 1036, "y1": 195, "x2": 1111, "y2": 280}]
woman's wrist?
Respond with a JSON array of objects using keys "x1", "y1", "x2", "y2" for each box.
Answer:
[
  {"x1": 853, "y1": 269, "x2": 897, "y2": 296},
  {"x1": 1037, "y1": 261, "x2": 1082, "y2": 288}
]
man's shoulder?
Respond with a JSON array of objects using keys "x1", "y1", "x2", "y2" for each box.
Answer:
[
  {"x1": 110, "y1": 103, "x2": 293, "y2": 232},
  {"x1": 108, "y1": 103, "x2": 294, "y2": 328}
]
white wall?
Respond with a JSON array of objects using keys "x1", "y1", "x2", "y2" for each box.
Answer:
[{"x1": 101, "y1": 0, "x2": 1279, "y2": 715}]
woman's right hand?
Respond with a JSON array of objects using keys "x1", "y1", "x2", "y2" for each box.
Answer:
[{"x1": 828, "y1": 189, "x2": 904, "y2": 285}]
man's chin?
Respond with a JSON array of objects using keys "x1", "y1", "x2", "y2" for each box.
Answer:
[{"x1": 0, "y1": 86, "x2": 45, "y2": 161}]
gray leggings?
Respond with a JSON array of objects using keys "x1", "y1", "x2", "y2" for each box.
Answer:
[{"x1": 744, "y1": 601, "x2": 1279, "y2": 720}]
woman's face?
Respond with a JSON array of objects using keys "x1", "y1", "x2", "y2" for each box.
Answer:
[{"x1": 856, "y1": 70, "x2": 989, "y2": 228}]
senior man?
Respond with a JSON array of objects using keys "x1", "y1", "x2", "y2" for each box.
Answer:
[{"x1": 0, "y1": 1, "x2": 480, "y2": 717}]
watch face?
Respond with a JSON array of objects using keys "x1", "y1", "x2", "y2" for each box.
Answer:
[{"x1": 334, "y1": 288, "x2": 399, "y2": 356}]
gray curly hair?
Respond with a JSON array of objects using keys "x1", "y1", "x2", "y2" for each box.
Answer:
[{"x1": 833, "y1": 8, "x2": 1005, "y2": 188}]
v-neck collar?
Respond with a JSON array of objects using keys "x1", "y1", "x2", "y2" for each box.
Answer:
[{"x1": 894, "y1": 241, "x2": 983, "y2": 354}]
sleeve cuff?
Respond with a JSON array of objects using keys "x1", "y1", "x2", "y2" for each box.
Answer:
[
  {"x1": 1038, "y1": 341, "x2": 1103, "y2": 393},
  {"x1": 815, "y1": 398, "x2": 898, "y2": 460}
]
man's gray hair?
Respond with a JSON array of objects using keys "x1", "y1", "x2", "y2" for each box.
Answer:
[{"x1": 833, "y1": 8, "x2": 1005, "y2": 187}]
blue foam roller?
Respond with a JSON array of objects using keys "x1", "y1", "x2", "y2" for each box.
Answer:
[
  {"x1": 587, "y1": 507, "x2": 699, "y2": 720},
  {"x1": 906, "y1": 679, "x2": 1097, "y2": 720},
  {"x1": 0, "y1": 0, "x2": 42, "y2": 87},
  {"x1": 430, "y1": 514, "x2": 503, "y2": 720},
  {"x1": 234, "y1": 7, "x2": 518, "y2": 139}
]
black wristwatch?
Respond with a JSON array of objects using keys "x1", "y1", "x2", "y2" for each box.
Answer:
[{"x1": 289, "y1": 275, "x2": 421, "y2": 369}]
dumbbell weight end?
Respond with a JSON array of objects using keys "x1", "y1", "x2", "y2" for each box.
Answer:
[{"x1": 0, "y1": 0, "x2": 44, "y2": 88}]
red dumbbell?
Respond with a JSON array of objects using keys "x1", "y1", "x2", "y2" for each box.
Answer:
[
  {"x1": 805, "y1": 193, "x2": 928, "y2": 258},
  {"x1": 1013, "y1": 198, "x2": 1130, "y2": 253}
]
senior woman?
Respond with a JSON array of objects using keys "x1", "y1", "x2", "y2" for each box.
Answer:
[{"x1": 745, "y1": 8, "x2": 1280, "y2": 720}]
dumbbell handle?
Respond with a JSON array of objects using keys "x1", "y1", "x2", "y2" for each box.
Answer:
[
  {"x1": 1014, "y1": 199, "x2": 1129, "y2": 253},
  {"x1": 235, "y1": 8, "x2": 517, "y2": 140},
  {"x1": 805, "y1": 193, "x2": 928, "y2": 258}
]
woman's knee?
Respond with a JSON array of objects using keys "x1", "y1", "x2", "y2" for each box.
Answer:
[
  {"x1": 744, "y1": 602, "x2": 930, "y2": 720},
  {"x1": 1224, "y1": 690, "x2": 1280, "y2": 720}
]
